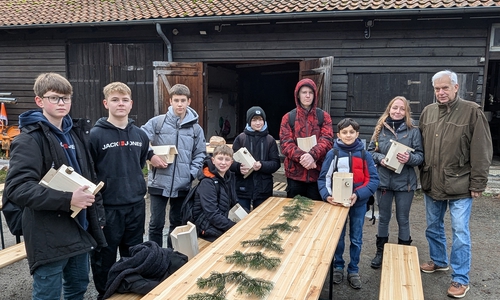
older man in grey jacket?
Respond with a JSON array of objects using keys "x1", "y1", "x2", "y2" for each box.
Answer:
[{"x1": 142, "y1": 84, "x2": 206, "y2": 248}]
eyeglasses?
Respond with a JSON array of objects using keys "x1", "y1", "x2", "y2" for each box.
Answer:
[{"x1": 42, "y1": 95, "x2": 72, "y2": 104}]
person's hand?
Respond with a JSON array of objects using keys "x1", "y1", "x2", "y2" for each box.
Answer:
[
  {"x1": 379, "y1": 157, "x2": 387, "y2": 167},
  {"x1": 240, "y1": 164, "x2": 250, "y2": 175},
  {"x1": 471, "y1": 191, "x2": 482, "y2": 198},
  {"x1": 396, "y1": 151, "x2": 410, "y2": 164},
  {"x1": 150, "y1": 155, "x2": 168, "y2": 168},
  {"x1": 253, "y1": 161, "x2": 262, "y2": 171},
  {"x1": 300, "y1": 153, "x2": 316, "y2": 169},
  {"x1": 71, "y1": 185, "x2": 94, "y2": 209},
  {"x1": 348, "y1": 193, "x2": 358, "y2": 206}
]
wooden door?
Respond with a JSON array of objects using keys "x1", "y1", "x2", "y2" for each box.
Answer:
[
  {"x1": 153, "y1": 62, "x2": 205, "y2": 127},
  {"x1": 299, "y1": 56, "x2": 334, "y2": 113}
]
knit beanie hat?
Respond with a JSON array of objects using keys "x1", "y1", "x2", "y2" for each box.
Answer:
[{"x1": 246, "y1": 106, "x2": 266, "y2": 124}]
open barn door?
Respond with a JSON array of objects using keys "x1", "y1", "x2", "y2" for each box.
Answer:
[
  {"x1": 299, "y1": 56, "x2": 334, "y2": 113},
  {"x1": 153, "y1": 61, "x2": 206, "y2": 127}
]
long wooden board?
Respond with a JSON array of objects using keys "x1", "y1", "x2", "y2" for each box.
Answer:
[
  {"x1": 0, "y1": 242, "x2": 26, "y2": 268},
  {"x1": 142, "y1": 197, "x2": 349, "y2": 300},
  {"x1": 379, "y1": 243, "x2": 424, "y2": 300}
]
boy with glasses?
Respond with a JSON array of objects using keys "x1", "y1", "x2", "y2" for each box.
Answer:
[{"x1": 4, "y1": 73, "x2": 107, "y2": 299}]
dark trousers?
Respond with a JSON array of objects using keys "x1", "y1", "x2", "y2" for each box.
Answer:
[
  {"x1": 286, "y1": 178, "x2": 322, "y2": 201},
  {"x1": 91, "y1": 201, "x2": 145, "y2": 296},
  {"x1": 148, "y1": 194, "x2": 184, "y2": 248}
]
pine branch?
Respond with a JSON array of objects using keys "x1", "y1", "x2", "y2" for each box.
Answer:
[
  {"x1": 281, "y1": 200, "x2": 313, "y2": 222},
  {"x1": 225, "y1": 250, "x2": 281, "y2": 270},
  {"x1": 262, "y1": 222, "x2": 300, "y2": 233},
  {"x1": 236, "y1": 276, "x2": 274, "y2": 298},
  {"x1": 241, "y1": 230, "x2": 284, "y2": 253},
  {"x1": 194, "y1": 271, "x2": 273, "y2": 299}
]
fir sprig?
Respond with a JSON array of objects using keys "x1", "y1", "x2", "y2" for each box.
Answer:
[
  {"x1": 194, "y1": 271, "x2": 273, "y2": 299},
  {"x1": 241, "y1": 230, "x2": 284, "y2": 253},
  {"x1": 236, "y1": 276, "x2": 274, "y2": 298},
  {"x1": 187, "y1": 288, "x2": 226, "y2": 300},
  {"x1": 281, "y1": 200, "x2": 313, "y2": 222},
  {"x1": 262, "y1": 222, "x2": 300, "y2": 232},
  {"x1": 225, "y1": 250, "x2": 281, "y2": 270}
]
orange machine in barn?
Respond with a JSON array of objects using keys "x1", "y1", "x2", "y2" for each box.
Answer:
[{"x1": 0, "y1": 93, "x2": 20, "y2": 158}]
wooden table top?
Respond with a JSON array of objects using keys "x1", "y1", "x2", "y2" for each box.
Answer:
[{"x1": 142, "y1": 197, "x2": 349, "y2": 300}]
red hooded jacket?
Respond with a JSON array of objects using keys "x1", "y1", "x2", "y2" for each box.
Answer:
[{"x1": 279, "y1": 78, "x2": 334, "y2": 183}]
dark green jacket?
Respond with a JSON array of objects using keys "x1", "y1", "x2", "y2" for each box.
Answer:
[{"x1": 419, "y1": 97, "x2": 492, "y2": 200}]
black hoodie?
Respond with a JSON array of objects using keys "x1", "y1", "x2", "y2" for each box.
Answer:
[{"x1": 89, "y1": 117, "x2": 150, "y2": 207}]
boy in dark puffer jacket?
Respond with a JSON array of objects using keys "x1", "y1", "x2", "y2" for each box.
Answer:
[
  {"x1": 231, "y1": 106, "x2": 280, "y2": 211},
  {"x1": 192, "y1": 145, "x2": 238, "y2": 242}
]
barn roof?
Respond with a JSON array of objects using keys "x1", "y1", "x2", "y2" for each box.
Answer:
[{"x1": 0, "y1": 0, "x2": 499, "y2": 28}]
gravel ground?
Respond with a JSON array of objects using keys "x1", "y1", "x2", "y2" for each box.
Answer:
[{"x1": 1, "y1": 165, "x2": 500, "y2": 300}]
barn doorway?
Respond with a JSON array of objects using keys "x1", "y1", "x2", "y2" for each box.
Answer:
[
  {"x1": 206, "y1": 62, "x2": 299, "y2": 142},
  {"x1": 485, "y1": 60, "x2": 500, "y2": 156}
]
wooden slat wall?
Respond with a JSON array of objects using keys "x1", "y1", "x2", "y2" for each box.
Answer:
[
  {"x1": 0, "y1": 41, "x2": 66, "y2": 125},
  {"x1": 0, "y1": 16, "x2": 492, "y2": 138},
  {"x1": 171, "y1": 17, "x2": 490, "y2": 140}
]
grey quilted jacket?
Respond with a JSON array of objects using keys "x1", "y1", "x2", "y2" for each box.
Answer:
[{"x1": 141, "y1": 106, "x2": 206, "y2": 197}]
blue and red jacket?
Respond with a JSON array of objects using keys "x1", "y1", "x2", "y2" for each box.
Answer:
[{"x1": 318, "y1": 138, "x2": 379, "y2": 207}]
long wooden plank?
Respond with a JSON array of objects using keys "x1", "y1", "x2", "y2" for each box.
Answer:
[
  {"x1": 142, "y1": 197, "x2": 349, "y2": 300},
  {"x1": 0, "y1": 242, "x2": 26, "y2": 268},
  {"x1": 379, "y1": 244, "x2": 424, "y2": 300}
]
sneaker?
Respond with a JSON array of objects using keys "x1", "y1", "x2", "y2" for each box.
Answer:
[
  {"x1": 447, "y1": 281, "x2": 470, "y2": 298},
  {"x1": 332, "y1": 268, "x2": 344, "y2": 284},
  {"x1": 347, "y1": 273, "x2": 361, "y2": 289},
  {"x1": 420, "y1": 260, "x2": 449, "y2": 273}
]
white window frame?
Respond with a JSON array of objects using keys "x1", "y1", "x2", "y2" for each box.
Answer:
[{"x1": 490, "y1": 24, "x2": 500, "y2": 51}]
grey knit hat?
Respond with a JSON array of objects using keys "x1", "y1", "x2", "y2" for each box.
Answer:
[{"x1": 246, "y1": 106, "x2": 266, "y2": 124}]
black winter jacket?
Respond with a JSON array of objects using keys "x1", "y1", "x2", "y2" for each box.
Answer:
[
  {"x1": 192, "y1": 157, "x2": 237, "y2": 242},
  {"x1": 5, "y1": 117, "x2": 107, "y2": 274},
  {"x1": 231, "y1": 128, "x2": 280, "y2": 201}
]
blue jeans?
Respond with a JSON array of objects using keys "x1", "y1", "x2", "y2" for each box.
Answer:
[
  {"x1": 32, "y1": 252, "x2": 89, "y2": 300},
  {"x1": 333, "y1": 203, "x2": 366, "y2": 274},
  {"x1": 424, "y1": 194, "x2": 473, "y2": 285},
  {"x1": 148, "y1": 194, "x2": 183, "y2": 248}
]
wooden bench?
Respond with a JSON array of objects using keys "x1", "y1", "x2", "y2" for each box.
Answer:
[
  {"x1": 379, "y1": 243, "x2": 424, "y2": 300},
  {"x1": 273, "y1": 181, "x2": 287, "y2": 197},
  {"x1": 107, "y1": 238, "x2": 212, "y2": 300},
  {"x1": 0, "y1": 241, "x2": 27, "y2": 268}
]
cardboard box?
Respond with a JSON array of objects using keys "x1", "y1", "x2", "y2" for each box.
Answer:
[
  {"x1": 384, "y1": 139, "x2": 415, "y2": 174},
  {"x1": 233, "y1": 147, "x2": 256, "y2": 179},
  {"x1": 39, "y1": 164, "x2": 104, "y2": 218},
  {"x1": 151, "y1": 145, "x2": 178, "y2": 164},
  {"x1": 170, "y1": 221, "x2": 199, "y2": 260},
  {"x1": 332, "y1": 172, "x2": 353, "y2": 206}
]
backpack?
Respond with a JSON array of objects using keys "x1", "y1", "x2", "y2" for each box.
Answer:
[
  {"x1": 2, "y1": 129, "x2": 53, "y2": 236},
  {"x1": 180, "y1": 177, "x2": 220, "y2": 225},
  {"x1": 288, "y1": 107, "x2": 324, "y2": 129}
]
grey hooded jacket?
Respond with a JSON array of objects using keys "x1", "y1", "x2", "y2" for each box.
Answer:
[{"x1": 141, "y1": 106, "x2": 206, "y2": 197}]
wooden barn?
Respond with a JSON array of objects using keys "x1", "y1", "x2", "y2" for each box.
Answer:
[{"x1": 0, "y1": 0, "x2": 500, "y2": 154}]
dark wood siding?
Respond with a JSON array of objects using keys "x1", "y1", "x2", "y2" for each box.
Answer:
[
  {"x1": 170, "y1": 17, "x2": 490, "y2": 139},
  {"x1": 0, "y1": 40, "x2": 66, "y2": 124},
  {"x1": 68, "y1": 42, "x2": 165, "y2": 126}
]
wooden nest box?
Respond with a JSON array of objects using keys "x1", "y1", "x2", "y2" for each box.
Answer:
[
  {"x1": 39, "y1": 164, "x2": 104, "y2": 218},
  {"x1": 151, "y1": 145, "x2": 178, "y2": 164},
  {"x1": 332, "y1": 172, "x2": 353, "y2": 206},
  {"x1": 384, "y1": 139, "x2": 415, "y2": 174}
]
